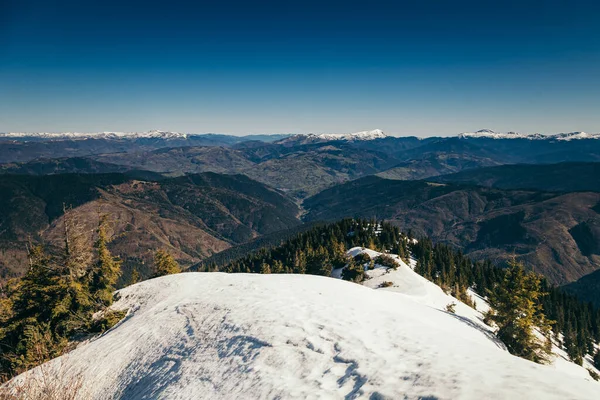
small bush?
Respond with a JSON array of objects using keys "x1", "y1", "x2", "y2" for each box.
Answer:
[
  {"x1": 91, "y1": 309, "x2": 127, "y2": 333},
  {"x1": 374, "y1": 254, "x2": 398, "y2": 269},
  {"x1": 379, "y1": 281, "x2": 393, "y2": 288},
  {"x1": 353, "y1": 253, "x2": 371, "y2": 265},
  {"x1": 588, "y1": 369, "x2": 599, "y2": 381},
  {"x1": 341, "y1": 261, "x2": 365, "y2": 283},
  {"x1": 445, "y1": 302, "x2": 457, "y2": 313}
]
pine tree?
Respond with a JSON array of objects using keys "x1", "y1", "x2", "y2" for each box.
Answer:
[
  {"x1": 128, "y1": 268, "x2": 141, "y2": 286},
  {"x1": 485, "y1": 260, "x2": 554, "y2": 363},
  {"x1": 272, "y1": 260, "x2": 284, "y2": 274},
  {"x1": 260, "y1": 263, "x2": 272, "y2": 274},
  {"x1": 0, "y1": 246, "x2": 78, "y2": 378},
  {"x1": 153, "y1": 250, "x2": 181, "y2": 277},
  {"x1": 90, "y1": 215, "x2": 122, "y2": 307},
  {"x1": 593, "y1": 348, "x2": 600, "y2": 370}
]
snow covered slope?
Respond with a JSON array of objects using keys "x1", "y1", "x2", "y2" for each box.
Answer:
[
  {"x1": 5, "y1": 272, "x2": 599, "y2": 399},
  {"x1": 341, "y1": 247, "x2": 600, "y2": 385}
]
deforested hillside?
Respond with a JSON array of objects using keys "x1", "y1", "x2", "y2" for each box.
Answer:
[
  {"x1": 303, "y1": 177, "x2": 600, "y2": 284},
  {"x1": 0, "y1": 173, "x2": 300, "y2": 281}
]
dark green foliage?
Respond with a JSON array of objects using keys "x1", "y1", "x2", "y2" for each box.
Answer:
[
  {"x1": 353, "y1": 253, "x2": 371, "y2": 265},
  {"x1": 594, "y1": 349, "x2": 600, "y2": 369},
  {"x1": 485, "y1": 261, "x2": 553, "y2": 363},
  {"x1": 91, "y1": 309, "x2": 128, "y2": 333},
  {"x1": 341, "y1": 260, "x2": 365, "y2": 283},
  {"x1": 90, "y1": 215, "x2": 122, "y2": 306},
  {"x1": 128, "y1": 268, "x2": 140, "y2": 285},
  {"x1": 0, "y1": 215, "x2": 125, "y2": 382},
  {"x1": 192, "y1": 222, "x2": 323, "y2": 271},
  {"x1": 152, "y1": 250, "x2": 181, "y2": 278},
  {"x1": 374, "y1": 254, "x2": 398, "y2": 269},
  {"x1": 220, "y1": 219, "x2": 407, "y2": 277}
]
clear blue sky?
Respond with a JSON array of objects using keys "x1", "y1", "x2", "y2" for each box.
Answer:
[{"x1": 1, "y1": 0, "x2": 599, "y2": 136}]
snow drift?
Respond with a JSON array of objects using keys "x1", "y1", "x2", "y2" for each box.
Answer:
[{"x1": 5, "y1": 271, "x2": 599, "y2": 399}]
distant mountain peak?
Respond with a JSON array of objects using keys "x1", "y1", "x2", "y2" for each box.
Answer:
[
  {"x1": 283, "y1": 129, "x2": 388, "y2": 144},
  {"x1": 459, "y1": 130, "x2": 599, "y2": 140}
]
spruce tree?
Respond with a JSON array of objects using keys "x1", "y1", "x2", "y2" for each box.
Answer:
[
  {"x1": 260, "y1": 263, "x2": 272, "y2": 274},
  {"x1": 593, "y1": 348, "x2": 600, "y2": 370},
  {"x1": 153, "y1": 249, "x2": 181, "y2": 277},
  {"x1": 90, "y1": 215, "x2": 122, "y2": 307},
  {"x1": 485, "y1": 260, "x2": 554, "y2": 363},
  {"x1": 128, "y1": 268, "x2": 141, "y2": 286}
]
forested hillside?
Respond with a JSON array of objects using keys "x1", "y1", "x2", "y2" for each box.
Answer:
[
  {"x1": 433, "y1": 162, "x2": 600, "y2": 192},
  {"x1": 304, "y1": 176, "x2": 600, "y2": 284}
]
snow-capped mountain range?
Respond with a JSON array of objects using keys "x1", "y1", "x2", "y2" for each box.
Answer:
[
  {"x1": 459, "y1": 129, "x2": 600, "y2": 141},
  {"x1": 1, "y1": 128, "x2": 598, "y2": 142},
  {"x1": 0, "y1": 130, "x2": 191, "y2": 140}
]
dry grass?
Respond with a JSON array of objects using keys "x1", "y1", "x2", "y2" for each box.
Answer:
[{"x1": 0, "y1": 359, "x2": 86, "y2": 400}]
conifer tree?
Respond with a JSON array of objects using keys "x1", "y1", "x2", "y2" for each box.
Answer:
[
  {"x1": 272, "y1": 260, "x2": 284, "y2": 274},
  {"x1": 90, "y1": 215, "x2": 121, "y2": 307},
  {"x1": 485, "y1": 260, "x2": 553, "y2": 363},
  {"x1": 260, "y1": 263, "x2": 272, "y2": 274},
  {"x1": 593, "y1": 348, "x2": 600, "y2": 370},
  {"x1": 129, "y1": 268, "x2": 141, "y2": 285},
  {"x1": 153, "y1": 250, "x2": 181, "y2": 277}
]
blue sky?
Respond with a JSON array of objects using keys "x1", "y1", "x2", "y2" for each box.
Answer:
[{"x1": 1, "y1": 0, "x2": 599, "y2": 136}]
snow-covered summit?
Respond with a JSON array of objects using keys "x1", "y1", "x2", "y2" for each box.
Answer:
[
  {"x1": 283, "y1": 129, "x2": 388, "y2": 143},
  {"x1": 553, "y1": 131, "x2": 600, "y2": 141},
  {"x1": 459, "y1": 129, "x2": 599, "y2": 140},
  {"x1": 459, "y1": 129, "x2": 545, "y2": 140},
  {"x1": 5, "y1": 270, "x2": 598, "y2": 399},
  {"x1": 312, "y1": 129, "x2": 387, "y2": 141},
  {"x1": 0, "y1": 130, "x2": 190, "y2": 140}
]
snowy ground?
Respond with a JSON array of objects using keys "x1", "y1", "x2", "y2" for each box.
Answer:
[
  {"x1": 4, "y1": 268, "x2": 599, "y2": 399},
  {"x1": 340, "y1": 247, "x2": 600, "y2": 385}
]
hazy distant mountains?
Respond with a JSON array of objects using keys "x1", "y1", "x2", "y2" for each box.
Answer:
[{"x1": 4, "y1": 129, "x2": 599, "y2": 198}]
